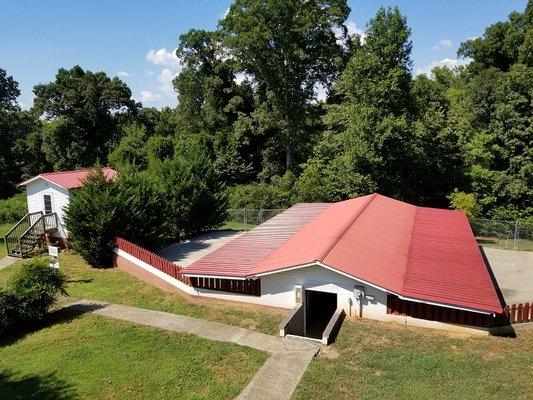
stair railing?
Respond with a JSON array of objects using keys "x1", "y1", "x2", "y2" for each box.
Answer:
[
  {"x1": 18, "y1": 213, "x2": 55, "y2": 257},
  {"x1": 43, "y1": 213, "x2": 59, "y2": 231},
  {"x1": 4, "y1": 212, "x2": 43, "y2": 257}
]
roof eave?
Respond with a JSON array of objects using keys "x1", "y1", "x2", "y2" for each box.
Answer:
[
  {"x1": 17, "y1": 175, "x2": 70, "y2": 190},
  {"x1": 251, "y1": 261, "x2": 500, "y2": 315}
]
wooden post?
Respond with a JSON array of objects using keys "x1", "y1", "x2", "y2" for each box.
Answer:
[{"x1": 517, "y1": 304, "x2": 523, "y2": 323}]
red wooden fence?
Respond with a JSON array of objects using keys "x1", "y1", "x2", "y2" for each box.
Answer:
[
  {"x1": 114, "y1": 237, "x2": 261, "y2": 297},
  {"x1": 115, "y1": 237, "x2": 191, "y2": 285},
  {"x1": 387, "y1": 294, "x2": 498, "y2": 328},
  {"x1": 503, "y1": 303, "x2": 532, "y2": 324},
  {"x1": 189, "y1": 276, "x2": 261, "y2": 296}
]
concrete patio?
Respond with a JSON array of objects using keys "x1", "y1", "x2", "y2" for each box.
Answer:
[
  {"x1": 482, "y1": 247, "x2": 533, "y2": 305},
  {"x1": 155, "y1": 230, "x2": 242, "y2": 267}
]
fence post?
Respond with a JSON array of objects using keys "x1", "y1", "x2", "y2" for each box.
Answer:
[
  {"x1": 513, "y1": 221, "x2": 519, "y2": 250},
  {"x1": 243, "y1": 208, "x2": 247, "y2": 231}
]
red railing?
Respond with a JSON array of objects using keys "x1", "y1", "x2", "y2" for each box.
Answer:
[
  {"x1": 189, "y1": 276, "x2": 261, "y2": 296},
  {"x1": 115, "y1": 237, "x2": 190, "y2": 285},
  {"x1": 503, "y1": 303, "x2": 532, "y2": 324},
  {"x1": 115, "y1": 237, "x2": 262, "y2": 297},
  {"x1": 386, "y1": 294, "x2": 499, "y2": 328}
]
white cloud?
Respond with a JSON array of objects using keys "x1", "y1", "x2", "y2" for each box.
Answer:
[
  {"x1": 314, "y1": 83, "x2": 328, "y2": 102},
  {"x1": 439, "y1": 38, "x2": 452, "y2": 48},
  {"x1": 221, "y1": 6, "x2": 230, "y2": 19},
  {"x1": 415, "y1": 57, "x2": 472, "y2": 76},
  {"x1": 234, "y1": 72, "x2": 252, "y2": 85},
  {"x1": 142, "y1": 47, "x2": 184, "y2": 105},
  {"x1": 433, "y1": 38, "x2": 453, "y2": 51},
  {"x1": 334, "y1": 21, "x2": 366, "y2": 46},
  {"x1": 139, "y1": 90, "x2": 162, "y2": 103},
  {"x1": 157, "y1": 68, "x2": 179, "y2": 93},
  {"x1": 146, "y1": 48, "x2": 180, "y2": 68},
  {"x1": 117, "y1": 70, "x2": 132, "y2": 78},
  {"x1": 345, "y1": 21, "x2": 365, "y2": 39}
]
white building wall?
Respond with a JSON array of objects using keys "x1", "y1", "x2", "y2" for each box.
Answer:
[
  {"x1": 26, "y1": 179, "x2": 71, "y2": 238},
  {"x1": 258, "y1": 264, "x2": 388, "y2": 318}
]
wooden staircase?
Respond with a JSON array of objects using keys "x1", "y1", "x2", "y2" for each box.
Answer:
[{"x1": 4, "y1": 212, "x2": 58, "y2": 257}]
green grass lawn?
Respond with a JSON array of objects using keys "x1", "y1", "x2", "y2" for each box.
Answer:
[
  {"x1": 293, "y1": 318, "x2": 533, "y2": 400},
  {"x1": 217, "y1": 221, "x2": 256, "y2": 231},
  {"x1": 476, "y1": 236, "x2": 533, "y2": 252},
  {"x1": 0, "y1": 222, "x2": 14, "y2": 258},
  {"x1": 0, "y1": 251, "x2": 285, "y2": 335},
  {"x1": 0, "y1": 313, "x2": 267, "y2": 400}
]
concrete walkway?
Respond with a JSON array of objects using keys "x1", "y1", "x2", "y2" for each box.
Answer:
[
  {"x1": 0, "y1": 256, "x2": 18, "y2": 270},
  {"x1": 67, "y1": 300, "x2": 320, "y2": 400}
]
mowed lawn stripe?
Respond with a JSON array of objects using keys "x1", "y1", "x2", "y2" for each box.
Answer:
[
  {"x1": 292, "y1": 318, "x2": 533, "y2": 400},
  {"x1": 0, "y1": 314, "x2": 268, "y2": 400}
]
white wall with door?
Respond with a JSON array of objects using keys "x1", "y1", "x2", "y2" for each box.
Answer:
[
  {"x1": 258, "y1": 263, "x2": 388, "y2": 318},
  {"x1": 25, "y1": 179, "x2": 71, "y2": 238}
]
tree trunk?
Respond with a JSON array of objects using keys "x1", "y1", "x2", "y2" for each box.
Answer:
[{"x1": 285, "y1": 143, "x2": 292, "y2": 169}]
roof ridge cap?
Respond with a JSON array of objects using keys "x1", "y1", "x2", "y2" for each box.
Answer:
[
  {"x1": 42, "y1": 166, "x2": 112, "y2": 175},
  {"x1": 318, "y1": 193, "x2": 378, "y2": 263},
  {"x1": 400, "y1": 205, "x2": 419, "y2": 293}
]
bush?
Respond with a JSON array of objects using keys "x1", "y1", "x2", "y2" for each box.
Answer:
[
  {"x1": 114, "y1": 167, "x2": 169, "y2": 247},
  {"x1": 448, "y1": 189, "x2": 481, "y2": 218},
  {"x1": 65, "y1": 169, "x2": 118, "y2": 268},
  {"x1": 226, "y1": 172, "x2": 296, "y2": 210},
  {"x1": 153, "y1": 146, "x2": 227, "y2": 236},
  {"x1": 0, "y1": 193, "x2": 27, "y2": 223},
  {"x1": 0, "y1": 257, "x2": 66, "y2": 335},
  {"x1": 66, "y1": 158, "x2": 226, "y2": 267}
]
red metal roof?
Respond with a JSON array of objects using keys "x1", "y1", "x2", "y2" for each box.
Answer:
[
  {"x1": 183, "y1": 203, "x2": 330, "y2": 278},
  {"x1": 20, "y1": 167, "x2": 117, "y2": 190},
  {"x1": 183, "y1": 194, "x2": 503, "y2": 314}
]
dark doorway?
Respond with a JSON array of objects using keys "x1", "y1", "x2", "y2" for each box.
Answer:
[{"x1": 305, "y1": 290, "x2": 337, "y2": 339}]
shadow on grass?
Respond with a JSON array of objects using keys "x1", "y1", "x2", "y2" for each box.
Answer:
[
  {"x1": 0, "y1": 302, "x2": 106, "y2": 348},
  {"x1": 66, "y1": 278, "x2": 93, "y2": 284},
  {"x1": 0, "y1": 369, "x2": 77, "y2": 400}
]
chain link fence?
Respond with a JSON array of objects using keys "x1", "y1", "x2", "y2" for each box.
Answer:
[
  {"x1": 470, "y1": 218, "x2": 533, "y2": 251},
  {"x1": 223, "y1": 209, "x2": 533, "y2": 251},
  {"x1": 223, "y1": 209, "x2": 284, "y2": 231}
]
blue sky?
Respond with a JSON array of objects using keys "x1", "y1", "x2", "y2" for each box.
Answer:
[{"x1": 0, "y1": 0, "x2": 527, "y2": 109}]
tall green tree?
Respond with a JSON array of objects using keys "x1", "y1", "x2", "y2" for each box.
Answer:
[
  {"x1": 298, "y1": 7, "x2": 416, "y2": 202},
  {"x1": 174, "y1": 29, "x2": 257, "y2": 183},
  {"x1": 221, "y1": 0, "x2": 350, "y2": 170},
  {"x1": 452, "y1": 0, "x2": 532, "y2": 218},
  {"x1": 0, "y1": 69, "x2": 43, "y2": 198},
  {"x1": 33, "y1": 66, "x2": 138, "y2": 170}
]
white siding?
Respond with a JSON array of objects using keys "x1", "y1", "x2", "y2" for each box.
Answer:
[
  {"x1": 26, "y1": 179, "x2": 71, "y2": 238},
  {"x1": 259, "y1": 264, "x2": 388, "y2": 318}
]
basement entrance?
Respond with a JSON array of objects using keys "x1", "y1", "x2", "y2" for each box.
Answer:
[{"x1": 305, "y1": 290, "x2": 337, "y2": 339}]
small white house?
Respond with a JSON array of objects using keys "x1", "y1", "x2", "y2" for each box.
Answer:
[{"x1": 17, "y1": 167, "x2": 117, "y2": 244}]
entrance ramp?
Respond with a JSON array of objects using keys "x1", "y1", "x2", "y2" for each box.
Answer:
[
  {"x1": 321, "y1": 308, "x2": 345, "y2": 345},
  {"x1": 279, "y1": 304, "x2": 345, "y2": 345},
  {"x1": 279, "y1": 304, "x2": 304, "y2": 337}
]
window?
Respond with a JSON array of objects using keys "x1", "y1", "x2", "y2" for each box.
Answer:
[{"x1": 43, "y1": 194, "x2": 52, "y2": 214}]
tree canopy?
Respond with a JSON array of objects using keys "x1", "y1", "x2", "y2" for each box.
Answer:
[
  {"x1": 33, "y1": 66, "x2": 138, "y2": 170},
  {"x1": 1, "y1": 0, "x2": 531, "y2": 225}
]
